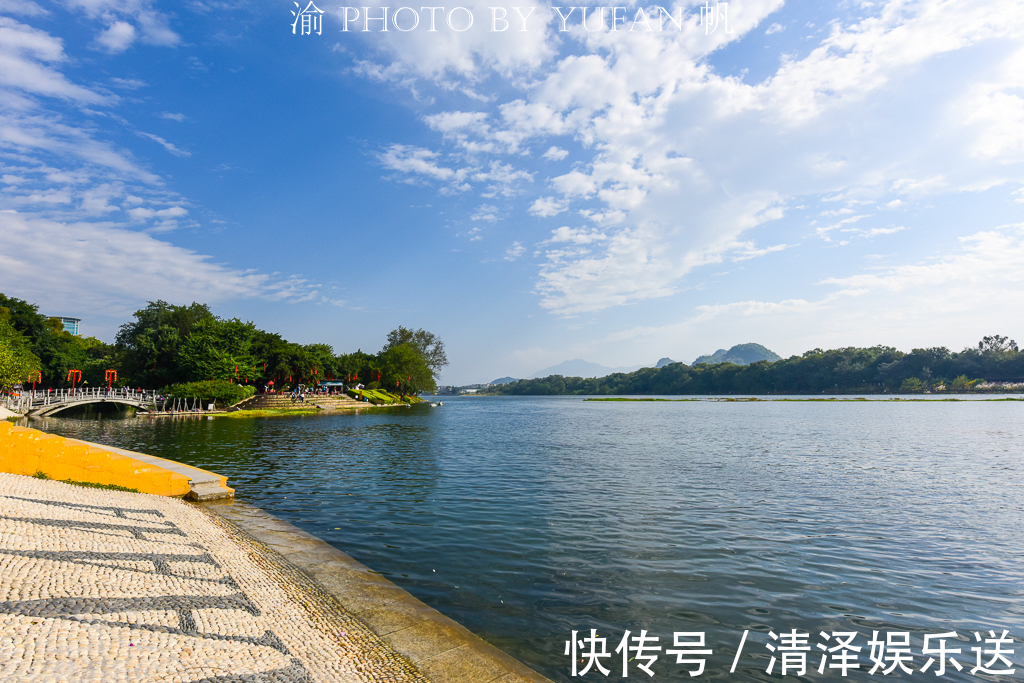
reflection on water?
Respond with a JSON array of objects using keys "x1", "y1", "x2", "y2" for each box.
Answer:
[
  {"x1": 35, "y1": 397, "x2": 1024, "y2": 682},
  {"x1": 44, "y1": 402, "x2": 139, "y2": 419}
]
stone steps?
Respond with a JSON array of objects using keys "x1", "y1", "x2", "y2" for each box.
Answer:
[{"x1": 232, "y1": 394, "x2": 365, "y2": 410}]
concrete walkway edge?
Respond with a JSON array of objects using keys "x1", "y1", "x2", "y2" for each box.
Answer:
[
  {"x1": 66, "y1": 439, "x2": 235, "y2": 501},
  {"x1": 200, "y1": 499, "x2": 554, "y2": 683}
]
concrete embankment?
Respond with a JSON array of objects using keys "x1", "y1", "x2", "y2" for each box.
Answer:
[
  {"x1": 205, "y1": 501, "x2": 554, "y2": 683},
  {"x1": 0, "y1": 421, "x2": 234, "y2": 500},
  {"x1": 0, "y1": 424, "x2": 556, "y2": 682},
  {"x1": 0, "y1": 473, "x2": 429, "y2": 683}
]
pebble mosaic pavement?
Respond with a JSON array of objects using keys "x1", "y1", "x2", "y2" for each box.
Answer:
[{"x1": 0, "y1": 473, "x2": 431, "y2": 683}]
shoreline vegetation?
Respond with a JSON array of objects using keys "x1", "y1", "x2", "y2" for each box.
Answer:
[
  {"x1": 217, "y1": 396, "x2": 424, "y2": 419},
  {"x1": 32, "y1": 469, "x2": 141, "y2": 493},
  {"x1": 0, "y1": 294, "x2": 448, "y2": 406},
  {"x1": 476, "y1": 335, "x2": 1023, "y2": 397}
]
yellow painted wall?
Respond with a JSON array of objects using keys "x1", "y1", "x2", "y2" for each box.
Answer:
[{"x1": 0, "y1": 421, "x2": 191, "y2": 496}]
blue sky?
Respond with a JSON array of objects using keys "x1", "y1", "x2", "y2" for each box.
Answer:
[{"x1": 1, "y1": 0, "x2": 1022, "y2": 384}]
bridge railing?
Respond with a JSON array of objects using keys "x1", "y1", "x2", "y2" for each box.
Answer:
[
  {"x1": 1, "y1": 387, "x2": 163, "y2": 414},
  {"x1": 1, "y1": 388, "x2": 219, "y2": 416}
]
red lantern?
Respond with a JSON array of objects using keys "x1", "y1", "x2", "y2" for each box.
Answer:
[
  {"x1": 105, "y1": 368, "x2": 117, "y2": 389},
  {"x1": 66, "y1": 368, "x2": 82, "y2": 390}
]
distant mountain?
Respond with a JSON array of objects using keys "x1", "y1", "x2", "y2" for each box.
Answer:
[
  {"x1": 489, "y1": 376, "x2": 519, "y2": 385},
  {"x1": 526, "y1": 356, "x2": 688, "y2": 379},
  {"x1": 693, "y1": 343, "x2": 781, "y2": 366},
  {"x1": 530, "y1": 359, "x2": 645, "y2": 379}
]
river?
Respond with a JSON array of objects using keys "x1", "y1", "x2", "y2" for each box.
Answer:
[{"x1": 34, "y1": 395, "x2": 1024, "y2": 682}]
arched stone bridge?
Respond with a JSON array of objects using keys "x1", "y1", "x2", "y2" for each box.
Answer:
[{"x1": 4, "y1": 388, "x2": 161, "y2": 417}]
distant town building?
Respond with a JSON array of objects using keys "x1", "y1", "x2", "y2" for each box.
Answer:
[{"x1": 52, "y1": 316, "x2": 81, "y2": 335}]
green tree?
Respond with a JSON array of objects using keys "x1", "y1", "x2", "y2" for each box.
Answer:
[
  {"x1": 0, "y1": 294, "x2": 104, "y2": 387},
  {"x1": 178, "y1": 318, "x2": 259, "y2": 382},
  {"x1": 383, "y1": 327, "x2": 448, "y2": 379},
  {"x1": 116, "y1": 301, "x2": 216, "y2": 386},
  {"x1": 0, "y1": 310, "x2": 41, "y2": 391},
  {"x1": 377, "y1": 343, "x2": 435, "y2": 394},
  {"x1": 979, "y1": 335, "x2": 1014, "y2": 354}
]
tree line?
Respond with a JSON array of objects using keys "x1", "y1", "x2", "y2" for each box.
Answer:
[
  {"x1": 0, "y1": 294, "x2": 446, "y2": 397},
  {"x1": 488, "y1": 337, "x2": 1022, "y2": 396}
]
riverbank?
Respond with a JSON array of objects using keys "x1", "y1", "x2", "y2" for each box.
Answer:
[
  {"x1": 0, "y1": 419, "x2": 554, "y2": 683},
  {"x1": 0, "y1": 472, "x2": 553, "y2": 683},
  {"x1": 0, "y1": 473, "x2": 428, "y2": 683}
]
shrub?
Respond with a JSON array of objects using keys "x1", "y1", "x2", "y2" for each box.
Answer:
[
  {"x1": 950, "y1": 375, "x2": 978, "y2": 393},
  {"x1": 900, "y1": 377, "x2": 925, "y2": 393},
  {"x1": 166, "y1": 380, "x2": 255, "y2": 407}
]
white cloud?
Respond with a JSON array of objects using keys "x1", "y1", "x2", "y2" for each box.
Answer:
[
  {"x1": 110, "y1": 77, "x2": 146, "y2": 89},
  {"x1": 0, "y1": 17, "x2": 107, "y2": 103},
  {"x1": 863, "y1": 225, "x2": 906, "y2": 237},
  {"x1": 0, "y1": 0, "x2": 49, "y2": 16},
  {"x1": 137, "y1": 131, "x2": 190, "y2": 157},
  {"x1": 377, "y1": 143, "x2": 468, "y2": 188},
  {"x1": 126, "y1": 205, "x2": 188, "y2": 220},
  {"x1": 79, "y1": 183, "x2": 122, "y2": 214},
  {"x1": 551, "y1": 170, "x2": 598, "y2": 198},
  {"x1": 545, "y1": 226, "x2": 607, "y2": 245},
  {"x1": 0, "y1": 212, "x2": 330, "y2": 321},
  {"x1": 891, "y1": 176, "x2": 946, "y2": 196},
  {"x1": 95, "y1": 20, "x2": 135, "y2": 52},
  {"x1": 0, "y1": 109, "x2": 160, "y2": 184},
  {"x1": 958, "y1": 45, "x2": 1024, "y2": 161},
  {"x1": 471, "y1": 203, "x2": 498, "y2": 221},
  {"x1": 824, "y1": 223, "x2": 1024, "y2": 297},
  {"x1": 328, "y1": 0, "x2": 555, "y2": 82},
  {"x1": 598, "y1": 223, "x2": 1024, "y2": 363},
  {"x1": 157, "y1": 111, "x2": 186, "y2": 122},
  {"x1": 66, "y1": 0, "x2": 180, "y2": 48},
  {"x1": 529, "y1": 196, "x2": 567, "y2": 217},
  {"x1": 504, "y1": 241, "x2": 525, "y2": 261},
  {"x1": 0, "y1": 10, "x2": 333, "y2": 325},
  {"x1": 816, "y1": 214, "x2": 871, "y2": 239},
  {"x1": 424, "y1": 110, "x2": 488, "y2": 133},
  {"x1": 542, "y1": 146, "x2": 569, "y2": 161},
  {"x1": 354, "y1": 0, "x2": 1024, "y2": 320},
  {"x1": 473, "y1": 160, "x2": 532, "y2": 197},
  {"x1": 729, "y1": 241, "x2": 793, "y2": 261}
]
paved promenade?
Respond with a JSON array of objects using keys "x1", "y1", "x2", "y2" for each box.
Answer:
[{"x1": 0, "y1": 473, "x2": 428, "y2": 683}]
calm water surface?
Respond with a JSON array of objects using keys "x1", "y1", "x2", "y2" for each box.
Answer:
[{"x1": 36, "y1": 396, "x2": 1024, "y2": 681}]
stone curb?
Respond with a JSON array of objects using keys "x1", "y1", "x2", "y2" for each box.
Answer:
[{"x1": 200, "y1": 499, "x2": 555, "y2": 683}]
